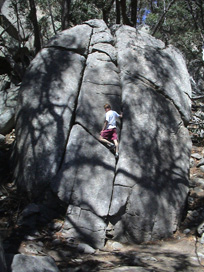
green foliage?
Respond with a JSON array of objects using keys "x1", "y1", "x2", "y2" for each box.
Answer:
[
  {"x1": 70, "y1": 0, "x2": 102, "y2": 26},
  {"x1": 1, "y1": 0, "x2": 204, "y2": 87},
  {"x1": 146, "y1": 0, "x2": 204, "y2": 67}
]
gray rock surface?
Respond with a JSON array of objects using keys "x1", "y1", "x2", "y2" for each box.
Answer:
[
  {"x1": 14, "y1": 19, "x2": 192, "y2": 248},
  {"x1": 63, "y1": 204, "x2": 107, "y2": 248},
  {"x1": 46, "y1": 24, "x2": 92, "y2": 55},
  {"x1": 110, "y1": 81, "x2": 191, "y2": 243},
  {"x1": 51, "y1": 124, "x2": 115, "y2": 216},
  {"x1": 197, "y1": 222, "x2": 204, "y2": 236},
  {"x1": 116, "y1": 25, "x2": 191, "y2": 124},
  {"x1": 75, "y1": 51, "x2": 121, "y2": 138},
  {"x1": 11, "y1": 254, "x2": 60, "y2": 272},
  {"x1": 0, "y1": 86, "x2": 18, "y2": 135},
  {"x1": 14, "y1": 48, "x2": 86, "y2": 196}
]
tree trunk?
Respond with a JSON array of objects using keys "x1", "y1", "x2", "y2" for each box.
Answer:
[
  {"x1": 61, "y1": 0, "x2": 71, "y2": 30},
  {"x1": 0, "y1": 14, "x2": 21, "y2": 41},
  {"x1": 185, "y1": 0, "x2": 199, "y2": 30},
  {"x1": 116, "y1": 0, "x2": 121, "y2": 24},
  {"x1": 102, "y1": 0, "x2": 115, "y2": 25},
  {"x1": 28, "y1": 0, "x2": 41, "y2": 54},
  {"x1": 47, "y1": 0, "x2": 56, "y2": 34},
  {"x1": 120, "y1": 0, "x2": 132, "y2": 26},
  {"x1": 131, "y1": 0, "x2": 138, "y2": 27}
]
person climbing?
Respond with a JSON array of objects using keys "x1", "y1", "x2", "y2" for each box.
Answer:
[{"x1": 99, "y1": 103, "x2": 123, "y2": 159}]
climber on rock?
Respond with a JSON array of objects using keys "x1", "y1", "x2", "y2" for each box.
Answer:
[{"x1": 99, "y1": 103, "x2": 123, "y2": 159}]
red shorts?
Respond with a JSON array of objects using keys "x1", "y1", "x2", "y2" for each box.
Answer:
[{"x1": 100, "y1": 128, "x2": 118, "y2": 141}]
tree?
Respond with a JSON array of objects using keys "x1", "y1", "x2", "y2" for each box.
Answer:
[
  {"x1": 145, "y1": 0, "x2": 204, "y2": 92},
  {"x1": 61, "y1": 0, "x2": 71, "y2": 30},
  {"x1": 116, "y1": 0, "x2": 120, "y2": 24},
  {"x1": 0, "y1": 0, "x2": 203, "y2": 92},
  {"x1": 28, "y1": 0, "x2": 41, "y2": 53},
  {"x1": 120, "y1": 0, "x2": 132, "y2": 25},
  {"x1": 185, "y1": 0, "x2": 204, "y2": 42},
  {"x1": 102, "y1": 0, "x2": 115, "y2": 24},
  {"x1": 131, "y1": 0, "x2": 138, "y2": 27},
  {"x1": 151, "y1": 0, "x2": 177, "y2": 36},
  {"x1": 47, "y1": 0, "x2": 57, "y2": 34}
]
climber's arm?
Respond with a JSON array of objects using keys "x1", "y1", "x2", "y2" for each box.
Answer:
[{"x1": 101, "y1": 120, "x2": 108, "y2": 131}]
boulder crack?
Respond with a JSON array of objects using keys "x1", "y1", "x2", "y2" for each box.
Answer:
[
  {"x1": 125, "y1": 71, "x2": 187, "y2": 124},
  {"x1": 45, "y1": 45, "x2": 87, "y2": 57},
  {"x1": 57, "y1": 28, "x2": 94, "y2": 173}
]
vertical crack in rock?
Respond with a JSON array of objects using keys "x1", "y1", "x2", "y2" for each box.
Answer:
[
  {"x1": 104, "y1": 31, "x2": 126, "y2": 242},
  {"x1": 14, "y1": 23, "x2": 94, "y2": 197},
  {"x1": 53, "y1": 20, "x2": 122, "y2": 248},
  {"x1": 105, "y1": 24, "x2": 192, "y2": 245},
  {"x1": 57, "y1": 28, "x2": 94, "y2": 173}
]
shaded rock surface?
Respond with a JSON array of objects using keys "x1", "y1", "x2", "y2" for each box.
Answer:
[
  {"x1": 11, "y1": 254, "x2": 60, "y2": 272},
  {"x1": 0, "y1": 86, "x2": 19, "y2": 135},
  {"x1": 14, "y1": 19, "x2": 192, "y2": 248}
]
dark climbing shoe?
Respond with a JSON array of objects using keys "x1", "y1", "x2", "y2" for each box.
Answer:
[{"x1": 108, "y1": 143, "x2": 115, "y2": 150}]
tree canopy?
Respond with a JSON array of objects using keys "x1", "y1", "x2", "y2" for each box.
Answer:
[{"x1": 0, "y1": 0, "x2": 204, "y2": 92}]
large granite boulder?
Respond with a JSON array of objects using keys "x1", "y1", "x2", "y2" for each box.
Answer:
[{"x1": 14, "y1": 19, "x2": 192, "y2": 248}]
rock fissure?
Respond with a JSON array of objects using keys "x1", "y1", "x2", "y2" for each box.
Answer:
[
  {"x1": 97, "y1": 92, "x2": 121, "y2": 95},
  {"x1": 66, "y1": 175, "x2": 78, "y2": 207},
  {"x1": 74, "y1": 122, "x2": 98, "y2": 140},
  {"x1": 185, "y1": 91, "x2": 192, "y2": 100},
  {"x1": 124, "y1": 70, "x2": 188, "y2": 124},
  {"x1": 91, "y1": 49, "x2": 116, "y2": 64},
  {"x1": 83, "y1": 81, "x2": 121, "y2": 87},
  {"x1": 112, "y1": 183, "x2": 133, "y2": 188},
  {"x1": 45, "y1": 45, "x2": 87, "y2": 57},
  {"x1": 107, "y1": 168, "x2": 119, "y2": 218},
  {"x1": 155, "y1": 87, "x2": 188, "y2": 124},
  {"x1": 56, "y1": 28, "x2": 94, "y2": 173},
  {"x1": 169, "y1": 121, "x2": 184, "y2": 135},
  {"x1": 150, "y1": 213, "x2": 157, "y2": 241}
]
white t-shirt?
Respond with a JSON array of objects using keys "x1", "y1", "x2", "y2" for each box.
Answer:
[{"x1": 106, "y1": 110, "x2": 120, "y2": 129}]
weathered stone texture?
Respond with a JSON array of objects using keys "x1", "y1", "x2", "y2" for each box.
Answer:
[
  {"x1": 14, "y1": 48, "x2": 86, "y2": 194},
  {"x1": 116, "y1": 25, "x2": 191, "y2": 124},
  {"x1": 11, "y1": 254, "x2": 59, "y2": 272},
  {"x1": 51, "y1": 124, "x2": 115, "y2": 218},
  {"x1": 46, "y1": 24, "x2": 92, "y2": 55},
  {"x1": 0, "y1": 86, "x2": 18, "y2": 135},
  {"x1": 14, "y1": 19, "x2": 192, "y2": 248},
  {"x1": 63, "y1": 205, "x2": 107, "y2": 248},
  {"x1": 76, "y1": 51, "x2": 121, "y2": 137}
]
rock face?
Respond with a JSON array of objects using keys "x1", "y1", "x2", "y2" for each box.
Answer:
[
  {"x1": 14, "y1": 20, "x2": 192, "y2": 248},
  {"x1": 0, "y1": 86, "x2": 18, "y2": 135},
  {"x1": 11, "y1": 254, "x2": 60, "y2": 272}
]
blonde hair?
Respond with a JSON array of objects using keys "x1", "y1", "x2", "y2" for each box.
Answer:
[{"x1": 104, "y1": 103, "x2": 111, "y2": 109}]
